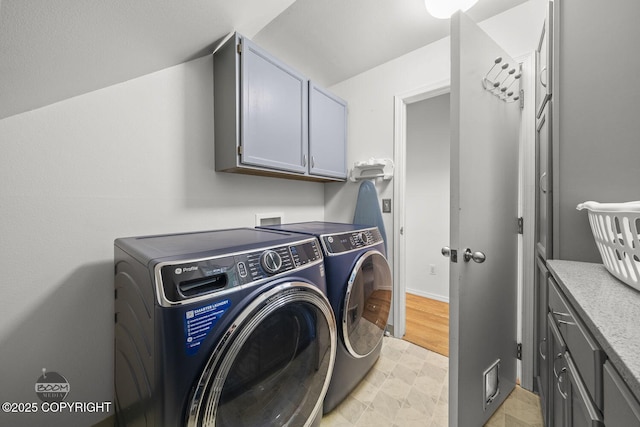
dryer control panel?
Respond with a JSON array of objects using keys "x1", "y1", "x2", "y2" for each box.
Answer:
[
  {"x1": 157, "y1": 238, "x2": 322, "y2": 303},
  {"x1": 321, "y1": 228, "x2": 383, "y2": 255}
]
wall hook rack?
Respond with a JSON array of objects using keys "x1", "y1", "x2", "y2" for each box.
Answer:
[
  {"x1": 482, "y1": 57, "x2": 522, "y2": 103},
  {"x1": 349, "y1": 158, "x2": 394, "y2": 182}
]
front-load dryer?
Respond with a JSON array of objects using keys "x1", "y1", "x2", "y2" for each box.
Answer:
[
  {"x1": 258, "y1": 222, "x2": 392, "y2": 413},
  {"x1": 114, "y1": 228, "x2": 336, "y2": 427}
]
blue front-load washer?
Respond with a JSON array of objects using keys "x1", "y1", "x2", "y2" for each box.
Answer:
[
  {"x1": 114, "y1": 228, "x2": 336, "y2": 427},
  {"x1": 258, "y1": 222, "x2": 392, "y2": 413}
]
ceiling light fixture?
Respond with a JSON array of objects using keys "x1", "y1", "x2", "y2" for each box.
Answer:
[{"x1": 424, "y1": 0, "x2": 479, "y2": 19}]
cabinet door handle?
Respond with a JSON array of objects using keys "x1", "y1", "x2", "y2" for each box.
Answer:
[
  {"x1": 303, "y1": 155, "x2": 307, "y2": 167},
  {"x1": 553, "y1": 352, "x2": 564, "y2": 378},
  {"x1": 557, "y1": 367, "x2": 568, "y2": 400},
  {"x1": 552, "y1": 310, "x2": 577, "y2": 326},
  {"x1": 540, "y1": 172, "x2": 548, "y2": 194},
  {"x1": 540, "y1": 66, "x2": 548, "y2": 88},
  {"x1": 539, "y1": 337, "x2": 547, "y2": 360},
  {"x1": 311, "y1": 156, "x2": 315, "y2": 168}
]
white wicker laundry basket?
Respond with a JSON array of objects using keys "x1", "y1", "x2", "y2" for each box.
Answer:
[{"x1": 577, "y1": 201, "x2": 640, "y2": 290}]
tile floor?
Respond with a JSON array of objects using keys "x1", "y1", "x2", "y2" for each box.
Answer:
[{"x1": 321, "y1": 336, "x2": 543, "y2": 427}]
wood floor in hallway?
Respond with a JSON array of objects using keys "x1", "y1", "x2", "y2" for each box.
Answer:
[{"x1": 403, "y1": 293, "x2": 449, "y2": 357}]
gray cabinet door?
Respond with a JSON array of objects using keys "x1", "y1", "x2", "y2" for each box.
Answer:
[
  {"x1": 536, "y1": 1, "x2": 553, "y2": 118},
  {"x1": 536, "y1": 256, "x2": 550, "y2": 424},
  {"x1": 536, "y1": 102, "x2": 552, "y2": 259},
  {"x1": 309, "y1": 83, "x2": 347, "y2": 179},
  {"x1": 603, "y1": 362, "x2": 640, "y2": 426},
  {"x1": 549, "y1": 315, "x2": 568, "y2": 427},
  {"x1": 240, "y1": 37, "x2": 308, "y2": 174},
  {"x1": 565, "y1": 353, "x2": 604, "y2": 426}
]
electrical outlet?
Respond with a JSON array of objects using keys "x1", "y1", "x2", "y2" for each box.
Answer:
[{"x1": 382, "y1": 199, "x2": 392, "y2": 213}]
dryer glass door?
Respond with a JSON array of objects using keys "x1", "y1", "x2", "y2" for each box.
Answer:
[
  {"x1": 343, "y1": 251, "x2": 392, "y2": 358},
  {"x1": 187, "y1": 283, "x2": 336, "y2": 427}
]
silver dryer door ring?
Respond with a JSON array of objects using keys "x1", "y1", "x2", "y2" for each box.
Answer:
[{"x1": 186, "y1": 281, "x2": 336, "y2": 427}]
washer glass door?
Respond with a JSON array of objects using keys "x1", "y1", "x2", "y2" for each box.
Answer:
[
  {"x1": 343, "y1": 251, "x2": 392, "y2": 358},
  {"x1": 187, "y1": 283, "x2": 336, "y2": 427}
]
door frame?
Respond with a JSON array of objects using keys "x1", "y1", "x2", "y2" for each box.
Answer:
[
  {"x1": 392, "y1": 79, "x2": 450, "y2": 341},
  {"x1": 391, "y1": 52, "x2": 536, "y2": 389}
]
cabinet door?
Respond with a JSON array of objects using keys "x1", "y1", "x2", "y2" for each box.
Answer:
[
  {"x1": 536, "y1": 1, "x2": 553, "y2": 118},
  {"x1": 549, "y1": 315, "x2": 568, "y2": 427},
  {"x1": 565, "y1": 353, "x2": 604, "y2": 426},
  {"x1": 535, "y1": 256, "x2": 550, "y2": 423},
  {"x1": 240, "y1": 37, "x2": 308, "y2": 174},
  {"x1": 309, "y1": 83, "x2": 347, "y2": 179},
  {"x1": 603, "y1": 362, "x2": 640, "y2": 426},
  {"x1": 536, "y1": 102, "x2": 552, "y2": 259}
]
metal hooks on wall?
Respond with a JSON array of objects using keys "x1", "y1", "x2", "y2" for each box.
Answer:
[{"x1": 482, "y1": 57, "x2": 521, "y2": 103}]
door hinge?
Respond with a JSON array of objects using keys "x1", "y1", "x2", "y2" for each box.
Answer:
[
  {"x1": 519, "y1": 89, "x2": 525, "y2": 109},
  {"x1": 237, "y1": 145, "x2": 243, "y2": 156},
  {"x1": 517, "y1": 217, "x2": 524, "y2": 234},
  {"x1": 237, "y1": 42, "x2": 242, "y2": 54},
  {"x1": 516, "y1": 343, "x2": 522, "y2": 360}
]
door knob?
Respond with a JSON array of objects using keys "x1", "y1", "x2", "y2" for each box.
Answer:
[
  {"x1": 441, "y1": 247, "x2": 457, "y2": 263},
  {"x1": 463, "y1": 248, "x2": 486, "y2": 263}
]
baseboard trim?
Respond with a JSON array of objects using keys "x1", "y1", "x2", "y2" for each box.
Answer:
[{"x1": 406, "y1": 289, "x2": 449, "y2": 303}]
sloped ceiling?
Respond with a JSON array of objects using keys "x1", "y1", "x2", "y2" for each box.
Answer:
[
  {"x1": 253, "y1": 0, "x2": 527, "y2": 87},
  {"x1": 0, "y1": 0, "x2": 526, "y2": 120}
]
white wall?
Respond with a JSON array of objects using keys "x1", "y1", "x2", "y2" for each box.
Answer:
[
  {"x1": 0, "y1": 55, "x2": 324, "y2": 426},
  {"x1": 406, "y1": 94, "x2": 450, "y2": 301},
  {"x1": 326, "y1": 0, "x2": 547, "y2": 321}
]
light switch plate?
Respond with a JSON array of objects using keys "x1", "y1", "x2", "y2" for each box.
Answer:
[{"x1": 382, "y1": 199, "x2": 392, "y2": 213}]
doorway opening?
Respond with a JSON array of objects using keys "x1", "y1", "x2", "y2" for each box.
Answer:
[
  {"x1": 392, "y1": 79, "x2": 450, "y2": 347},
  {"x1": 403, "y1": 91, "x2": 451, "y2": 357}
]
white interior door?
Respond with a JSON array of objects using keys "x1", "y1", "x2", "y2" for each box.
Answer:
[{"x1": 448, "y1": 11, "x2": 520, "y2": 426}]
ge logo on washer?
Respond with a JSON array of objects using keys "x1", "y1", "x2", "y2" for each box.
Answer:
[{"x1": 35, "y1": 369, "x2": 70, "y2": 402}]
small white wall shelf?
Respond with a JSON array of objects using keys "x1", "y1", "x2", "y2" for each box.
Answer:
[{"x1": 349, "y1": 158, "x2": 394, "y2": 182}]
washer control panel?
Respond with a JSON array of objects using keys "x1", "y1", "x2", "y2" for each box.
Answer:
[
  {"x1": 159, "y1": 238, "x2": 323, "y2": 301},
  {"x1": 321, "y1": 228, "x2": 383, "y2": 255}
]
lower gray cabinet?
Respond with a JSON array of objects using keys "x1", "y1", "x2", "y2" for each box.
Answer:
[
  {"x1": 604, "y1": 362, "x2": 640, "y2": 426},
  {"x1": 549, "y1": 313, "x2": 568, "y2": 427},
  {"x1": 544, "y1": 261, "x2": 640, "y2": 427},
  {"x1": 536, "y1": 255, "x2": 550, "y2": 424},
  {"x1": 547, "y1": 277, "x2": 604, "y2": 426}
]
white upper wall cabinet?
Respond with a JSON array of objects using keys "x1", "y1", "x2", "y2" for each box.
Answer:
[
  {"x1": 241, "y1": 37, "x2": 309, "y2": 174},
  {"x1": 309, "y1": 83, "x2": 347, "y2": 180},
  {"x1": 214, "y1": 33, "x2": 347, "y2": 182}
]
